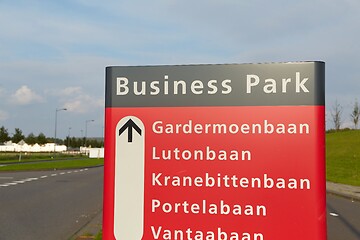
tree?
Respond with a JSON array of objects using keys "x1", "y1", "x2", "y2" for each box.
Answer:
[
  {"x1": 37, "y1": 133, "x2": 48, "y2": 145},
  {"x1": 86, "y1": 138, "x2": 104, "y2": 148},
  {"x1": 25, "y1": 133, "x2": 36, "y2": 145},
  {"x1": 331, "y1": 100, "x2": 343, "y2": 131},
  {"x1": 0, "y1": 126, "x2": 10, "y2": 143},
  {"x1": 350, "y1": 99, "x2": 360, "y2": 129},
  {"x1": 12, "y1": 128, "x2": 25, "y2": 143}
]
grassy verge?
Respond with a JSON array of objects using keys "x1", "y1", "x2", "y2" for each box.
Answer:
[
  {"x1": 0, "y1": 158, "x2": 103, "y2": 171},
  {"x1": 0, "y1": 152, "x2": 85, "y2": 164},
  {"x1": 326, "y1": 130, "x2": 360, "y2": 186},
  {"x1": 95, "y1": 230, "x2": 102, "y2": 240}
]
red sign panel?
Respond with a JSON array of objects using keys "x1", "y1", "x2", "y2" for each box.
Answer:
[{"x1": 104, "y1": 63, "x2": 326, "y2": 239}]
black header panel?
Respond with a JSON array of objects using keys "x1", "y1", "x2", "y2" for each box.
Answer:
[{"x1": 105, "y1": 62, "x2": 325, "y2": 107}]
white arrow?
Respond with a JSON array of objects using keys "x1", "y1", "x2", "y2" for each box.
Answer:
[{"x1": 114, "y1": 116, "x2": 145, "y2": 239}]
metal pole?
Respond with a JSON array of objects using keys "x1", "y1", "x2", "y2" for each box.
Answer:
[
  {"x1": 54, "y1": 108, "x2": 67, "y2": 157},
  {"x1": 67, "y1": 127, "x2": 71, "y2": 150},
  {"x1": 84, "y1": 119, "x2": 94, "y2": 147}
]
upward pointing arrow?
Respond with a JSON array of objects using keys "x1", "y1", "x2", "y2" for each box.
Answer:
[
  {"x1": 114, "y1": 116, "x2": 145, "y2": 239},
  {"x1": 118, "y1": 119, "x2": 142, "y2": 143}
]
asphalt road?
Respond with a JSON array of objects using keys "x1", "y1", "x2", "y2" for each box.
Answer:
[
  {"x1": 327, "y1": 193, "x2": 360, "y2": 240},
  {"x1": 1, "y1": 168, "x2": 359, "y2": 240},
  {"x1": 0, "y1": 166, "x2": 103, "y2": 240}
]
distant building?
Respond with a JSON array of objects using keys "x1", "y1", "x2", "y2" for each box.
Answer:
[
  {"x1": 0, "y1": 141, "x2": 67, "y2": 152},
  {"x1": 88, "y1": 148, "x2": 104, "y2": 158}
]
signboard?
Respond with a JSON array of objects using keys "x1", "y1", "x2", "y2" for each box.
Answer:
[{"x1": 103, "y1": 62, "x2": 326, "y2": 240}]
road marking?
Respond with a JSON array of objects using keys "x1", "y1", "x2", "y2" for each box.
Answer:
[
  {"x1": 24, "y1": 178, "x2": 38, "y2": 182},
  {"x1": 0, "y1": 168, "x2": 90, "y2": 189},
  {"x1": 330, "y1": 212, "x2": 339, "y2": 217},
  {"x1": 13, "y1": 180, "x2": 26, "y2": 184}
]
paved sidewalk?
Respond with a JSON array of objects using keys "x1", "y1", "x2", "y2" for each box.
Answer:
[{"x1": 326, "y1": 181, "x2": 360, "y2": 202}]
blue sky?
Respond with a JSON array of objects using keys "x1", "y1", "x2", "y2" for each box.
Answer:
[{"x1": 1, "y1": 0, "x2": 360, "y2": 139}]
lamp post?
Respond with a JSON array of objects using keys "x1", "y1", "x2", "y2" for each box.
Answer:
[
  {"x1": 54, "y1": 108, "x2": 67, "y2": 157},
  {"x1": 84, "y1": 119, "x2": 94, "y2": 147},
  {"x1": 67, "y1": 127, "x2": 72, "y2": 150}
]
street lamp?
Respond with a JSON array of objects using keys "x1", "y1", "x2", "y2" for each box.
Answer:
[
  {"x1": 54, "y1": 108, "x2": 67, "y2": 156},
  {"x1": 84, "y1": 119, "x2": 94, "y2": 147},
  {"x1": 67, "y1": 127, "x2": 72, "y2": 150}
]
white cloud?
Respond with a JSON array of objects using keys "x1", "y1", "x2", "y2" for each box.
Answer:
[
  {"x1": 58, "y1": 87, "x2": 83, "y2": 97},
  {"x1": 63, "y1": 95, "x2": 103, "y2": 113},
  {"x1": 58, "y1": 86, "x2": 103, "y2": 113},
  {"x1": 0, "y1": 110, "x2": 9, "y2": 121},
  {"x1": 10, "y1": 85, "x2": 44, "y2": 105}
]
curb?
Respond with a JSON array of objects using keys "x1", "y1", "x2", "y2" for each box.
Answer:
[
  {"x1": 71, "y1": 209, "x2": 102, "y2": 240},
  {"x1": 326, "y1": 189, "x2": 360, "y2": 202},
  {"x1": 326, "y1": 181, "x2": 360, "y2": 202}
]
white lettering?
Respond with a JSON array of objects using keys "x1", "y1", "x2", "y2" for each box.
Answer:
[
  {"x1": 222, "y1": 79, "x2": 232, "y2": 94},
  {"x1": 264, "y1": 78, "x2": 276, "y2": 93},
  {"x1": 282, "y1": 78, "x2": 291, "y2": 93},
  {"x1": 208, "y1": 80, "x2": 218, "y2": 94},
  {"x1": 152, "y1": 172, "x2": 311, "y2": 190},
  {"x1": 246, "y1": 72, "x2": 310, "y2": 94},
  {"x1": 246, "y1": 75, "x2": 260, "y2": 93},
  {"x1": 117, "y1": 75, "x2": 233, "y2": 96},
  {"x1": 116, "y1": 77, "x2": 129, "y2": 95},
  {"x1": 296, "y1": 72, "x2": 309, "y2": 92},
  {"x1": 152, "y1": 120, "x2": 310, "y2": 135},
  {"x1": 191, "y1": 80, "x2": 204, "y2": 94},
  {"x1": 150, "y1": 81, "x2": 160, "y2": 95},
  {"x1": 151, "y1": 226, "x2": 258, "y2": 240}
]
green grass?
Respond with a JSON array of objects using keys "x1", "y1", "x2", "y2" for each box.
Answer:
[
  {"x1": 326, "y1": 130, "x2": 360, "y2": 186},
  {"x1": 0, "y1": 158, "x2": 103, "y2": 171},
  {"x1": 95, "y1": 230, "x2": 102, "y2": 240},
  {"x1": 0, "y1": 152, "x2": 84, "y2": 163}
]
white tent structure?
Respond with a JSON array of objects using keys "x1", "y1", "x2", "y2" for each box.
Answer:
[
  {"x1": 0, "y1": 141, "x2": 67, "y2": 152},
  {"x1": 88, "y1": 148, "x2": 104, "y2": 158}
]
